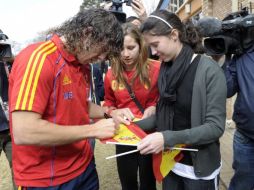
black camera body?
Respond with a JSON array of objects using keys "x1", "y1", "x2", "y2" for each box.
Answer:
[
  {"x1": 198, "y1": 9, "x2": 254, "y2": 55},
  {"x1": 111, "y1": 0, "x2": 132, "y2": 9},
  {"x1": 0, "y1": 30, "x2": 12, "y2": 61},
  {"x1": 104, "y1": 0, "x2": 133, "y2": 23}
]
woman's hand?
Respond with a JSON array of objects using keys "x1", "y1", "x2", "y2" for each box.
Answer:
[{"x1": 137, "y1": 132, "x2": 164, "y2": 154}]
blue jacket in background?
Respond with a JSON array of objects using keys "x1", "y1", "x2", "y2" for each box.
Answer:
[
  {"x1": 90, "y1": 63, "x2": 104, "y2": 105},
  {"x1": 225, "y1": 47, "x2": 254, "y2": 139}
]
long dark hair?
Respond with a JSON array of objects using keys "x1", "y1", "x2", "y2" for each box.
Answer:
[
  {"x1": 53, "y1": 8, "x2": 124, "y2": 56},
  {"x1": 140, "y1": 10, "x2": 204, "y2": 53}
]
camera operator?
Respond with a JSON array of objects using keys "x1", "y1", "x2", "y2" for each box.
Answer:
[
  {"x1": 224, "y1": 47, "x2": 254, "y2": 190},
  {"x1": 198, "y1": 11, "x2": 254, "y2": 189},
  {"x1": 0, "y1": 29, "x2": 17, "y2": 190}
]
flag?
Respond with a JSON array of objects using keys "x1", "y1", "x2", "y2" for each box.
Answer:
[
  {"x1": 153, "y1": 144, "x2": 185, "y2": 182},
  {"x1": 101, "y1": 122, "x2": 147, "y2": 145},
  {"x1": 101, "y1": 121, "x2": 184, "y2": 182}
]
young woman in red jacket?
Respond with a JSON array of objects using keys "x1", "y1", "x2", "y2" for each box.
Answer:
[{"x1": 103, "y1": 23, "x2": 160, "y2": 190}]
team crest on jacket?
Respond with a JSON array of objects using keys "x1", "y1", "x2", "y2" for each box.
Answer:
[
  {"x1": 63, "y1": 74, "x2": 72, "y2": 85},
  {"x1": 111, "y1": 80, "x2": 125, "y2": 91}
]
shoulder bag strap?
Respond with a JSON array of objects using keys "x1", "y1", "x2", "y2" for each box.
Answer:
[{"x1": 123, "y1": 79, "x2": 145, "y2": 114}]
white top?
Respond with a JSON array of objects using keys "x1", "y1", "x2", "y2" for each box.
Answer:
[{"x1": 172, "y1": 161, "x2": 221, "y2": 180}]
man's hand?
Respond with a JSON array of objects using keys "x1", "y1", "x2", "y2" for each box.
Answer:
[
  {"x1": 92, "y1": 118, "x2": 118, "y2": 139},
  {"x1": 137, "y1": 132, "x2": 164, "y2": 154},
  {"x1": 110, "y1": 108, "x2": 134, "y2": 126}
]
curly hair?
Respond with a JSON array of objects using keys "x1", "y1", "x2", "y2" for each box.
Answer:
[
  {"x1": 53, "y1": 8, "x2": 123, "y2": 56},
  {"x1": 111, "y1": 23, "x2": 151, "y2": 88}
]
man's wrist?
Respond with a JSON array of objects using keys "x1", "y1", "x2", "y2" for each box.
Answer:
[
  {"x1": 103, "y1": 107, "x2": 116, "y2": 118},
  {"x1": 104, "y1": 112, "x2": 111, "y2": 119}
]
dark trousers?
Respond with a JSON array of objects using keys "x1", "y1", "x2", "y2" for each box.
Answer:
[
  {"x1": 229, "y1": 130, "x2": 254, "y2": 190},
  {"x1": 162, "y1": 172, "x2": 218, "y2": 190},
  {"x1": 20, "y1": 160, "x2": 99, "y2": 190},
  {"x1": 0, "y1": 130, "x2": 17, "y2": 190},
  {"x1": 116, "y1": 145, "x2": 156, "y2": 190}
]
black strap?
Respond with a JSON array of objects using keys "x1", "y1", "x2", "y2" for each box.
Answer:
[{"x1": 123, "y1": 79, "x2": 145, "y2": 114}]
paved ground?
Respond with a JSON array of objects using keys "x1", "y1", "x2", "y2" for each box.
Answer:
[
  {"x1": 0, "y1": 151, "x2": 13, "y2": 190},
  {"x1": 220, "y1": 125, "x2": 235, "y2": 188}
]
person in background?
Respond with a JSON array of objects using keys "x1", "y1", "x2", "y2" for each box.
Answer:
[
  {"x1": 88, "y1": 62, "x2": 105, "y2": 150},
  {"x1": 126, "y1": 0, "x2": 147, "y2": 27},
  {"x1": 103, "y1": 23, "x2": 160, "y2": 190},
  {"x1": 100, "y1": 60, "x2": 110, "y2": 75},
  {"x1": 137, "y1": 10, "x2": 227, "y2": 190},
  {"x1": 125, "y1": 2, "x2": 159, "y2": 61},
  {"x1": 123, "y1": 0, "x2": 157, "y2": 21},
  {"x1": 0, "y1": 29, "x2": 17, "y2": 190},
  {"x1": 90, "y1": 63, "x2": 105, "y2": 106},
  {"x1": 0, "y1": 60, "x2": 17, "y2": 190},
  {"x1": 126, "y1": 16, "x2": 142, "y2": 27},
  {"x1": 9, "y1": 9, "x2": 126, "y2": 190},
  {"x1": 129, "y1": 0, "x2": 147, "y2": 21},
  {"x1": 224, "y1": 47, "x2": 254, "y2": 189}
]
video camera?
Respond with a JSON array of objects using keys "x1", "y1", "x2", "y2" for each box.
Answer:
[
  {"x1": 0, "y1": 30, "x2": 12, "y2": 61},
  {"x1": 197, "y1": 9, "x2": 254, "y2": 55},
  {"x1": 103, "y1": 0, "x2": 133, "y2": 23}
]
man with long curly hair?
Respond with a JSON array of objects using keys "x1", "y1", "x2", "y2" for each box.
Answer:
[{"x1": 9, "y1": 8, "x2": 124, "y2": 190}]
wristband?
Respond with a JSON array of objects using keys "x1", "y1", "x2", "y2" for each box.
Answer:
[
  {"x1": 104, "y1": 107, "x2": 116, "y2": 118},
  {"x1": 104, "y1": 112, "x2": 111, "y2": 119}
]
